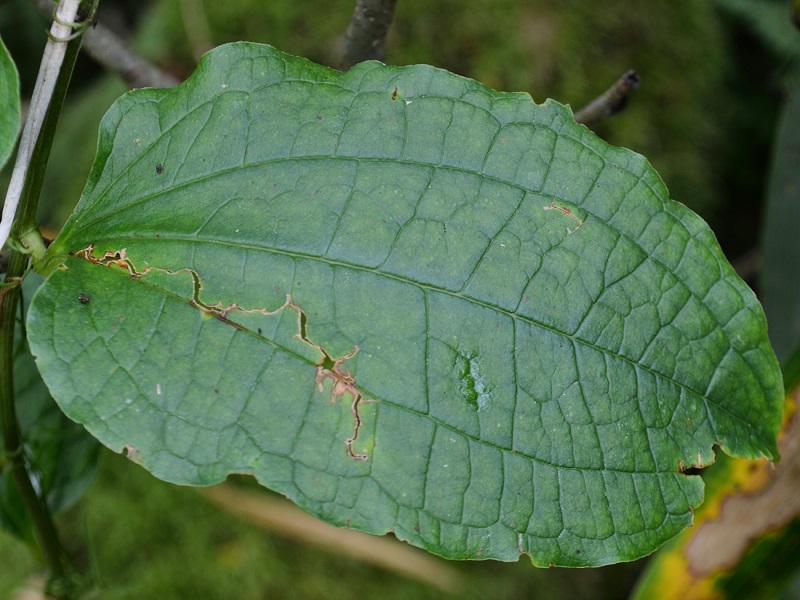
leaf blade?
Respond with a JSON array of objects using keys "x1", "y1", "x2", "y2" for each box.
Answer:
[{"x1": 29, "y1": 42, "x2": 782, "y2": 566}]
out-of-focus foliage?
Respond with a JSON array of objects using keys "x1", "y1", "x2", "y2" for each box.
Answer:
[
  {"x1": 715, "y1": 0, "x2": 800, "y2": 59},
  {"x1": 761, "y1": 68, "x2": 800, "y2": 360},
  {"x1": 0, "y1": 0, "x2": 783, "y2": 267},
  {"x1": 1, "y1": 0, "x2": 783, "y2": 254},
  {"x1": 137, "y1": 0, "x2": 730, "y2": 221}
]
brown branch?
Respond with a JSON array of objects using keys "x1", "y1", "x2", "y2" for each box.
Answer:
[
  {"x1": 573, "y1": 70, "x2": 641, "y2": 125},
  {"x1": 339, "y1": 0, "x2": 397, "y2": 70},
  {"x1": 30, "y1": 0, "x2": 180, "y2": 89},
  {"x1": 81, "y1": 20, "x2": 180, "y2": 88}
]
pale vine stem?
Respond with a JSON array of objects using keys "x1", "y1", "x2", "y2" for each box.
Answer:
[
  {"x1": 29, "y1": 0, "x2": 180, "y2": 90},
  {"x1": 339, "y1": 0, "x2": 397, "y2": 70},
  {"x1": 0, "y1": 0, "x2": 81, "y2": 251}
]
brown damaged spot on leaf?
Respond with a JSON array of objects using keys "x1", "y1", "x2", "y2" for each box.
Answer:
[
  {"x1": 543, "y1": 199, "x2": 584, "y2": 233},
  {"x1": 122, "y1": 444, "x2": 141, "y2": 463},
  {"x1": 684, "y1": 388, "x2": 800, "y2": 576},
  {"x1": 77, "y1": 244, "x2": 376, "y2": 461},
  {"x1": 311, "y1": 345, "x2": 374, "y2": 461},
  {"x1": 290, "y1": 305, "x2": 373, "y2": 461},
  {"x1": 78, "y1": 244, "x2": 293, "y2": 320}
]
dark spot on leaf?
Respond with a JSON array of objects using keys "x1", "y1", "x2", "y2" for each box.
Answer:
[
  {"x1": 415, "y1": 525, "x2": 420, "y2": 532},
  {"x1": 214, "y1": 388, "x2": 219, "y2": 394},
  {"x1": 316, "y1": 115, "x2": 323, "y2": 120},
  {"x1": 257, "y1": 328, "x2": 262, "y2": 335},
  {"x1": 78, "y1": 293, "x2": 89, "y2": 304},
  {"x1": 576, "y1": 550, "x2": 581, "y2": 554},
  {"x1": 391, "y1": 86, "x2": 398, "y2": 100},
  {"x1": 156, "y1": 163, "x2": 163, "y2": 174}
]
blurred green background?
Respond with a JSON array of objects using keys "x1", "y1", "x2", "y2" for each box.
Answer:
[{"x1": 0, "y1": 0, "x2": 798, "y2": 597}]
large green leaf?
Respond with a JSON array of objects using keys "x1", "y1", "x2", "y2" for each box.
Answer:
[
  {"x1": 0, "y1": 34, "x2": 20, "y2": 171},
  {"x1": 27, "y1": 43, "x2": 782, "y2": 567}
]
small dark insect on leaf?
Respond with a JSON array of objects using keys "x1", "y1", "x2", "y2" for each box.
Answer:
[
  {"x1": 156, "y1": 163, "x2": 163, "y2": 174},
  {"x1": 78, "y1": 294, "x2": 90, "y2": 304}
]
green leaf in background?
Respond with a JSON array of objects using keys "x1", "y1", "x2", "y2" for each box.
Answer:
[
  {"x1": 27, "y1": 43, "x2": 783, "y2": 567},
  {"x1": 761, "y1": 68, "x2": 800, "y2": 361},
  {"x1": 714, "y1": 0, "x2": 800, "y2": 60},
  {"x1": 1, "y1": 275, "x2": 100, "y2": 542},
  {"x1": 0, "y1": 33, "x2": 20, "y2": 171}
]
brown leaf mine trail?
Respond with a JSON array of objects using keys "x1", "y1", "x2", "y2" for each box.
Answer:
[
  {"x1": 76, "y1": 245, "x2": 374, "y2": 460},
  {"x1": 543, "y1": 199, "x2": 584, "y2": 233}
]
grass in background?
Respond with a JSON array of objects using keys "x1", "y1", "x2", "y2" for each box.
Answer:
[{"x1": 2, "y1": 450, "x2": 642, "y2": 599}]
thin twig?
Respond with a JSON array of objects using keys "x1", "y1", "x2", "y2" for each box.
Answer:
[
  {"x1": 29, "y1": 0, "x2": 180, "y2": 89},
  {"x1": 573, "y1": 70, "x2": 641, "y2": 125},
  {"x1": 339, "y1": 0, "x2": 397, "y2": 70},
  {"x1": 82, "y1": 22, "x2": 180, "y2": 88},
  {"x1": 0, "y1": 0, "x2": 81, "y2": 251}
]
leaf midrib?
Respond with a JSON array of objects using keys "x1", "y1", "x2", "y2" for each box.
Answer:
[
  {"x1": 59, "y1": 153, "x2": 742, "y2": 356},
  {"x1": 72, "y1": 233, "x2": 757, "y2": 443},
  {"x1": 75, "y1": 254, "x2": 703, "y2": 477}
]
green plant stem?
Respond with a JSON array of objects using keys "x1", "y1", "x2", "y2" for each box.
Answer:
[
  {"x1": 1, "y1": 252, "x2": 73, "y2": 587},
  {"x1": 0, "y1": 0, "x2": 99, "y2": 596}
]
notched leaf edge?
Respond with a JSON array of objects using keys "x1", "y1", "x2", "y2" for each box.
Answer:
[{"x1": 75, "y1": 244, "x2": 375, "y2": 461}]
